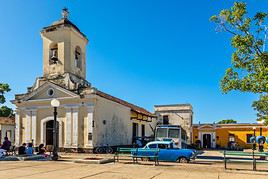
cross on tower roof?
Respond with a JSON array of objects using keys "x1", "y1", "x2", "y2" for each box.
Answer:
[{"x1": 62, "y1": 8, "x2": 69, "y2": 19}]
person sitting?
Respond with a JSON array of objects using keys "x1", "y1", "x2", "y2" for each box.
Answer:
[
  {"x1": 0, "y1": 137, "x2": 11, "y2": 151},
  {"x1": 37, "y1": 144, "x2": 46, "y2": 155},
  {"x1": 18, "y1": 143, "x2": 27, "y2": 155},
  {"x1": 0, "y1": 149, "x2": 6, "y2": 158},
  {"x1": 25, "y1": 143, "x2": 34, "y2": 155}
]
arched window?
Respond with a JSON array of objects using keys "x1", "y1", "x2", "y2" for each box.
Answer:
[
  {"x1": 75, "y1": 46, "x2": 82, "y2": 69},
  {"x1": 49, "y1": 43, "x2": 58, "y2": 65}
]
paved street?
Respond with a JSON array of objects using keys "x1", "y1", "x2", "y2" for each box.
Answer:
[{"x1": 0, "y1": 160, "x2": 268, "y2": 179}]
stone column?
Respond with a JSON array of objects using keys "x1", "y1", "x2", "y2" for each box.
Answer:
[
  {"x1": 58, "y1": 121, "x2": 63, "y2": 148},
  {"x1": 85, "y1": 106, "x2": 94, "y2": 148},
  {"x1": 64, "y1": 107, "x2": 72, "y2": 148},
  {"x1": 15, "y1": 109, "x2": 20, "y2": 146},
  {"x1": 212, "y1": 132, "x2": 216, "y2": 148},
  {"x1": 31, "y1": 110, "x2": 37, "y2": 146},
  {"x1": 198, "y1": 131, "x2": 202, "y2": 148},
  {"x1": 72, "y1": 107, "x2": 79, "y2": 148},
  {"x1": 25, "y1": 111, "x2": 32, "y2": 143},
  {"x1": 40, "y1": 120, "x2": 45, "y2": 145}
]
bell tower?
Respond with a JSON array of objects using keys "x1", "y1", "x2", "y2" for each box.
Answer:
[{"x1": 41, "y1": 8, "x2": 88, "y2": 80}]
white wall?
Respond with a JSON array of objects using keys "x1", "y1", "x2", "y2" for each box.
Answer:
[
  {"x1": 93, "y1": 96, "x2": 132, "y2": 147},
  {"x1": 93, "y1": 96, "x2": 156, "y2": 147}
]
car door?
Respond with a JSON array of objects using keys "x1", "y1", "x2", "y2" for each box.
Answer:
[
  {"x1": 158, "y1": 144, "x2": 173, "y2": 161},
  {"x1": 162, "y1": 143, "x2": 182, "y2": 162},
  {"x1": 146, "y1": 143, "x2": 158, "y2": 157}
]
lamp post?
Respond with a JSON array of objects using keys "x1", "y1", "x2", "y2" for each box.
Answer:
[
  {"x1": 51, "y1": 99, "x2": 60, "y2": 161},
  {"x1": 257, "y1": 120, "x2": 265, "y2": 152},
  {"x1": 252, "y1": 126, "x2": 256, "y2": 171}
]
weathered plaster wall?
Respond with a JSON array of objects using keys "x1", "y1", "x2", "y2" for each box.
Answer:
[
  {"x1": 154, "y1": 105, "x2": 193, "y2": 143},
  {"x1": 93, "y1": 96, "x2": 131, "y2": 147},
  {"x1": 42, "y1": 27, "x2": 87, "y2": 79}
]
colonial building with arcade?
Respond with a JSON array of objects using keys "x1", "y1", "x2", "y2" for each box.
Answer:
[{"x1": 12, "y1": 9, "x2": 155, "y2": 152}]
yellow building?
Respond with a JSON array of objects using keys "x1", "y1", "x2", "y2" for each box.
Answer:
[{"x1": 192, "y1": 123, "x2": 268, "y2": 149}]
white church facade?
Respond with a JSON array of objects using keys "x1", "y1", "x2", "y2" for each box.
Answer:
[{"x1": 12, "y1": 9, "x2": 155, "y2": 152}]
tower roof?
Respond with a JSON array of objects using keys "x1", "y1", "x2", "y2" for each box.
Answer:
[{"x1": 41, "y1": 8, "x2": 87, "y2": 40}]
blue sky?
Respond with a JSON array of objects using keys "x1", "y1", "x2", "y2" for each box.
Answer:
[{"x1": 0, "y1": 0, "x2": 266, "y2": 123}]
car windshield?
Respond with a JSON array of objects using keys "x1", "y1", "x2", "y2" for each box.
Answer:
[{"x1": 156, "y1": 128, "x2": 167, "y2": 138}]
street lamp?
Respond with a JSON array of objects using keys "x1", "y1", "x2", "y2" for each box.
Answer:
[
  {"x1": 252, "y1": 126, "x2": 257, "y2": 150},
  {"x1": 51, "y1": 99, "x2": 60, "y2": 161},
  {"x1": 257, "y1": 120, "x2": 265, "y2": 152},
  {"x1": 252, "y1": 126, "x2": 257, "y2": 171}
]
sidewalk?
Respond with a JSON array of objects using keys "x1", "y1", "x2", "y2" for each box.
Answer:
[
  {"x1": 0, "y1": 160, "x2": 267, "y2": 179},
  {"x1": 1, "y1": 151, "x2": 267, "y2": 178}
]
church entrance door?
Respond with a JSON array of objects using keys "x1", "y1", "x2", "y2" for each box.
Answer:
[
  {"x1": 45, "y1": 120, "x2": 59, "y2": 145},
  {"x1": 202, "y1": 134, "x2": 211, "y2": 149}
]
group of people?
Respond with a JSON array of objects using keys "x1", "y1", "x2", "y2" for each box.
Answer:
[
  {"x1": 0, "y1": 137, "x2": 48, "y2": 158},
  {"x1": 18, "y1": 143, "x2": 47, "y2": 156}
]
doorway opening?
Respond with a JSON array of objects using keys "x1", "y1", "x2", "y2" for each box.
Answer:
[
  {"x1": 203, "y1": 134, "x2": 211, "y2": 148},
  {"x1": 132, "y1": 123, "x2": 138, "y2": 143},
  {"x1": 45, "y1": 120, "x2": 59, "y2": 145}
]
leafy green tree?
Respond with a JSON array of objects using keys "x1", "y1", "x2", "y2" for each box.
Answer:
[
  {"x1": 217, "y1": 119, "x2": 237, "y2": 124},
  {"x1": 0, "y1": 83, "x2": 13, "y2": 117},
  {"x1": 210, "y1": 2, "x2": 268, "y2": 123},
  {"x1": 0, "y1": 83, "x2": 10, "y2": 104},
  {"x1": 0, "y1": 106, "x2": 13, "y2": 117},
  {"x1": 252, "y1": 95, "x2": 268, "y2": 125}
]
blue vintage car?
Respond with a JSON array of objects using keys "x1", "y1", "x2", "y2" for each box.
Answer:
[{"x1": 142, "y1": 141, "x2": 196, "y2": 163}]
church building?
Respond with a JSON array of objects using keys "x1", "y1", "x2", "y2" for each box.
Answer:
[{"x1": 12, "y1": 9, "x2": 155, "y2": 152}]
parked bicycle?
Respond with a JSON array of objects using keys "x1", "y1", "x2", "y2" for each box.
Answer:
[{"x1": 94, "y1": 144, "x2": 113, "y2": 154}]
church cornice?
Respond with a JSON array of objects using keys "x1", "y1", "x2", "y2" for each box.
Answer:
[
  {"x1": 12, "y1": 80, "x2": 80, "y2": 103},
  {"x1": 41, "y1": 16, "x2": 88, "y2": 42}
]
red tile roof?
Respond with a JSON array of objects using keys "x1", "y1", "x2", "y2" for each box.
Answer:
[
  {"x1": 96, "y1": 90, "x2": 155, "y2": 117},
  {"x1": 0, "y1": 117, "x2": 15, "y2": 125}
]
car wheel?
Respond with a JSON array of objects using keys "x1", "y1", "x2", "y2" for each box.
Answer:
[
  {"x1": 105, "y1": 147, "x2": 113, "y2": 154},
  {"x1": 96, "y1": 147, "x2": 104, "y2": 154},
  {"x1": 177, "y1": 157, "x2": 189, "y2": 163}
]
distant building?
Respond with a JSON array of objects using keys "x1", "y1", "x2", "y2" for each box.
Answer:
[
  {"x1": 192, "y1": 123, "x2": 268, "y2": 149},
  {"x1": 0, "y1": 117, "x2": 15, "y2": 145},
  {"x1": 154, "y1": 104, "x2": 193, "y2": 143},
  {"x1": 12, "y1": 9, "x2": 155, "y2": 152}
]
